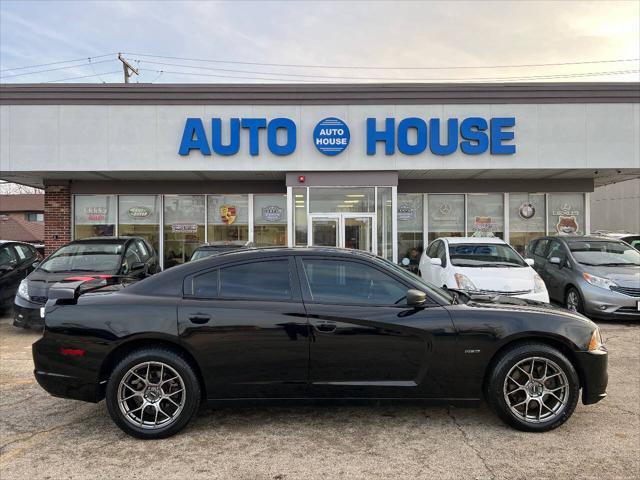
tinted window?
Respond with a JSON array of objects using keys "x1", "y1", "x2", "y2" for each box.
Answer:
[
  {"x1": 426, "y1": 241, "x2": 438, "y2": 258},
  {"x1": 38, "y1": 243, "x2": 123, "y2": 273},
  {"x1": 136, "y1": 240, "x2": 150, "y2": 260},
  {"x1": 302, "y1": 259, "x2": 407, "y2": 306},
  {"x1": 13, "y1": 244, "x2": 34, "y2": 261},
  {"x1": 219, "y1": 260, "x2": 292, "y2": 300},
  {"x1": 0, "y1": 245, "x2": 17, "y2": 267},
  {"x1": 546, "y1": 240, "x2": 565, "y2": 260},
  {"x1": 124, "y1": 243, "x2": 143, "y2": 269},
  {"x1": 533, "y1": 239, "x2": 549, "y2": 257},
  {"x1": 193, "y1": 270, "x2": 219, "y2": 297},
  {"x1": 435, "y1": 241, "x2": 447, "y2": 267}
]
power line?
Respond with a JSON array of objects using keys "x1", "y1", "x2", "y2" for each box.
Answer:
[
  {"x1": 43, "y1": 70, "x2": 122, "y2": 83},
  {"x1": 0, "y1": 53, "x2": 117, "y2": 73},
  {"x1": 138, "y1": 67, "x2": 639, "y2": 83},
  {"x1": 0, "y1": 59, "x2": 114, "y2": 79},
  {"x1": 125, "y1": 52, "x2": 640, "y2": 71}
]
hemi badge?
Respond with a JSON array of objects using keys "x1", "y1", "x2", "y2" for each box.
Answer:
[{"x1": 464, "y1": 349, "x2": 481, "y2": 354}]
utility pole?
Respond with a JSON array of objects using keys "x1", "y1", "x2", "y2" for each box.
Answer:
[{"x1": 118, "y1": 53, "x2": 139, "y2": 83}]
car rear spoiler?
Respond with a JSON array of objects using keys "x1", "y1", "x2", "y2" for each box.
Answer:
[{"x1": 48, "y1": 275, "x2": 124, "y2": 305}]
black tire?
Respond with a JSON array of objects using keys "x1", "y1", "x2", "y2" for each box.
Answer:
[
  {"x1": 485, "y1": 343, "x2": 579, "y2": 432},
  {"x1": 106, "y1": 348, "x2": 201, "y2": 439},
  {"x1": 565, "y1": 287, "x2": 584, "y2": 314}
]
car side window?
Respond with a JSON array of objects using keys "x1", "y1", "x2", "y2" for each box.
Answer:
[
  {"x1": 135, "y1": 240, "x2": 150, "y2": 261},
  {"x1": 13, "y1": 244, "x2": 34, "y2": 262},
  {"x1": 192, "y1": 269, "x2": 219, "y2": 298},
  {"x1": 435, "y1": 241, "x2": 447, "y2": 267},
  {"x1": 533, "y1": 239, "x2": 549, "y2": 257},
  {"x1": 122, "y1": 243, "x2": 143, "y2": 274},
  {"x1": 301, "y1": 259, "x2": 408, "y2": 306},
  {"x1": 426, "y1": 241, "x2": 438, "y2": 258},
  {"x1": 0, "y1": 245, "x2": 18, "y2": 267},
  {"x1": 219, "y1": 260, "x2": 292, "y2": 301},
  {"x1": 546, "y1": 240, "x2": 565, "y2": 260}
]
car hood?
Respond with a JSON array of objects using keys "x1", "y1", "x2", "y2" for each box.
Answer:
[
  {"x1": 578, "y1": 264, "x2": 640, "y2": 287},
  {"x1": 453, "y1": 265, "x2": 537, "y2": 292},
  {"x1": 26, "y1": 270, "x2": 118, "y2": 299}
]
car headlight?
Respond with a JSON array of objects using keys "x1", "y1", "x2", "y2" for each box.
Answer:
[
  {"x1": 588, "y1": 328, "x2": 606, "y2": 352},
  {"x1": 454, "y1": 273, "x2": 477, "y2": 291},
  {"x1": 17, "y1": 279, "x2": 29, "y2": 300},
  {"x1": 583, "y1": 272, "x2": 617, "y2": 290},
  {"x1": 533, "y1": 273, "x2": 547, "y2": 293}
]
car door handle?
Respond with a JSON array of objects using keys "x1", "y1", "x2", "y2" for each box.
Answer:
[
  {"x1": 189, "y1": 314, "x2": 211, "y2": 324},
  {"x1": 314, "y1": 321, "x2": 337, "y2": 333}
]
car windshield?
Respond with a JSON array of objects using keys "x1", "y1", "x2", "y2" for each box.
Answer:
[
  {"x1": 38, "y1": 243, "x2": 123, "y2": 273},
  {"x1": 448, "y1": 243, "x2": 527, "y2": 267},
  {"x1": 568, "y1": 241, "x2": 640, "y2": 266},
  {"x1": 378, "y1": 257, "x2": 455, "y2": 304}
]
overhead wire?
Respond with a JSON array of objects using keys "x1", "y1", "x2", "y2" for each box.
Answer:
[{"x1": 0, "y1": 53, "x2": 117, "y2": 72}]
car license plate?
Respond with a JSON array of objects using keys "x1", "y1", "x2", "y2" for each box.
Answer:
[{"x1": 40, "y1": 307, "x2": 45, "y2": 318}]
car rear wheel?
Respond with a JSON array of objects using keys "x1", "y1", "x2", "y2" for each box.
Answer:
[
  {"x1": 106, "y1": 348, "x2": 201, "y2": 439},
  {"x1": 565, "y1": 287, "x2": 584, "y2": 314},
  {"x1": 486, "y1": 343, "x2": 579, "y2": 432}
]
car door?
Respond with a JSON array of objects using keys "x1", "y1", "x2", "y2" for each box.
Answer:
[
  {"x1": 298, "y1": 256, "x2": 457, "y2": 398},
  {"x1": 0, "y1": 244, "x2": 21, "y2": 305},
  {"x1": 178, "y1": 256, "x2": 309, "y2": 399},
  {"x1": 542, "y1": 239, "x2": 572, "y2": 302},
  {"x1": 531, "y1": 238, "x2": 550, "y2": 278},
  {"x1": 422, "y1": 240, "x2": 440, "y2": 284},
  {"x1": 434, "y1": 240, "x2": 449, "y2": 288}
]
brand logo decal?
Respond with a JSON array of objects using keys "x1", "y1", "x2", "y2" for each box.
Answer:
[
  {"x1": 128, "y1": 206, "x2": 151, "y2": 219},
  {"x1": 220, "y1": 205, "x2": 237, "y2": 225},
  {"x1": 262, "y1": 206, "x2": 283, "y2": 222},
  {"x1": 313, "y1": 117, "x2": 350, "y2": 156},
  {"x1": 518, "y1": 202, "x2": 536, "y2": 220},
  {"x1": 556, "y1": 216, "x2": 579, "y2": 235}
]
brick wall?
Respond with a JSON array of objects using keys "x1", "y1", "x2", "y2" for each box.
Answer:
[{"x1": 44, "y1": 185, "x2": 71, "y2": 255}]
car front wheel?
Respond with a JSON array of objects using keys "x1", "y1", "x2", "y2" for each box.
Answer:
[
  {"x1": 486, "y1": 343, "x2": 579, "y2": 432},
  {"x1": 565, "y1": 287, "x2": 584, "y2": 314},
  {"x1": 106, "y1": 348, "x2": 201, "y2": 439}
]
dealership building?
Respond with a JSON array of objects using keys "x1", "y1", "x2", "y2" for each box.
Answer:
[{"x1": 1, "y1": 83, "x2": 639, "y2": 269}]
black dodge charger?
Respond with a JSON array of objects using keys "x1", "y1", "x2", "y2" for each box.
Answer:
[{"x1": 33, "y1": 247, "x2": 608, "y2": 439}]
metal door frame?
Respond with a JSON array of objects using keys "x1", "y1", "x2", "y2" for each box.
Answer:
[{"x1": 308, "y1": 212, "x2": 377, "y2": 253}]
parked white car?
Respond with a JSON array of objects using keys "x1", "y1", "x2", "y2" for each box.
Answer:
[{"x1": 418, "y1": 237, "x2": 549, "y2": 303}]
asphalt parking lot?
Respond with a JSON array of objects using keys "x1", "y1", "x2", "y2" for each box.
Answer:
[{"x1": 0, "y1": 315, "x2": 638, "y2": 480}]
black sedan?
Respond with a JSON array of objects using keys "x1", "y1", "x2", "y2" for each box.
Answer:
[
  {"x1": 33, "y1": 247, "x2": 608, "y2": 439},
  {"x1": 0, "y1": 240, "x2": 41, "y2": 311},
  {"x1": 14, "y1": 236, "x2": 159, "y2": 328}
]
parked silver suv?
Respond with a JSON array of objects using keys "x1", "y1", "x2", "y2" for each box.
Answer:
[{"x1": 526, "y1": 236, "x2": 640, "y2": 320}]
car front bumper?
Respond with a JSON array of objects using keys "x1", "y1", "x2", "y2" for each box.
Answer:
[
  {"x1": 13, "y1": 295, "x2": 45, "y2": 328},
  {"x1": 574, "y1": 349, "x2": 608, "y2": 405},
  {"x1": 514, "y1": 290, "x2": 550, "y2": 303},
  {"x1": 580, "y1": 284, "x2": 640, "y2": 320}
]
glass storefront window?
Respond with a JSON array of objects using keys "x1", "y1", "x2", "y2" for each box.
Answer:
[
  {"x1": 293, "y1": 188, "x2": 307, "y2": 246},
  {"x1": 397, "y1": 193, "x2": 423, "y2": 270},
  {"x1": 74, "y1": 195, "x2": 116, "y2": 239},
  {"x1": 377, "y1": 187, "x2": 393, "y2": 260},
  {"x1": 118, "y1": 195, "x2": 160, "y2": 254},
  {"x1": 253, "y1": 194, "x2": 287, "y2": 246},
  {"x1": 163, "y1": 195, "x2": 205, "y2": 268},
  {"x1": 427, "y1": 194, "x2": 465, "y2": 242},
  {"x1": 207, "y1": 195, "x2": 249, "y2": 243},
  {"x1": 467, "y1": 193, "x2": 504, "y2": 239},
  {"x1": 509, "y1": 193, "x2": 545, "y2": 256},
  {"x1": 548, "y1": 193, "x2": 585, "y2": 236},
  {"x1": 309, "y1": 187, "x2": 375, "y2": 213}
]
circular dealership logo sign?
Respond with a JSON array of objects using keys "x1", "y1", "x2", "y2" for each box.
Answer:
[
  {"x1": 313, "y1": 117, "x2": 350, "y2": 156},
  {"x1": 518, "y1": 202, "x2": 536, "y2": 220}
]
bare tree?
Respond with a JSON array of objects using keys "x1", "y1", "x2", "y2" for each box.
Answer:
[{"x1": 0, "y1": 181, "x2": 43, "y2": 194}]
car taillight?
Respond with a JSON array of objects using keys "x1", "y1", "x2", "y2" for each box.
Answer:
[{"x1": 60, "y1": 347, "x2": 86, "y2": 356}]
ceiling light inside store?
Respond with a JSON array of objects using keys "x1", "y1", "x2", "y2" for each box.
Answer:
[{"x1": 346, "y1": 195, "x2": 365, "y2": 198}]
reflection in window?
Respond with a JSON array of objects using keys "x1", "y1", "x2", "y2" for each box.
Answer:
[
  {"x1": 377, "y1": 187, "x2": 393, "y2": 260},
  {"x1": 164, "y1": 195, "x2": 205, "y2": 268},
  {"x1": 509, "y1": 193, "x2": 545, "y2": 256},
  {"x1": 74, "y1": 195, "x2": 116, "y2": 239},
  {"x1": 253, "y1": 195, "x2": 287, "y2": 246},
  {"x1": 467, "y1": 194, "x2": 504, "y2": 239},
  {"x1": 208, "y1": 195, "x2": 249, "y2": 243},
  {"x1": 220, "y1": 260, "x2": 292, "y2": 300},
  {"x1": 118, "y1": 195, "x2": 160, "y2": 254},
  {"x1": 309, "y1": 187, "x2": 375, "y2": 213},
  {"x1": 427, "y1": 194, "x2": 465, "y2": 242},
  {"x1": 548, "y1": 193, "x2": 585, "y2": 236},
  {"x1": 397, "y1": 193, "x2": 423, "y2": 270},
  {"x1": 293, "y1": 188, "x2": 307, "y2": 246}
]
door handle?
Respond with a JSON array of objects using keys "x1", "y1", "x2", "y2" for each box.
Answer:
[
  {"x1": 315, "y1": 321, "x2": 337, "y2": 333},
  {"x1": 189, "y1": 314, "x2": 211, "y2": 324}
]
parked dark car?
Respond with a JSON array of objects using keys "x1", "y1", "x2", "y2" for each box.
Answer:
[
  {"x1": 14, "y1": 237, "x2": 159, "y2": 328},
  {"x1": 33, "y1": 247, "x2": 607, "y2": 439},
  {"x1": 0, "y1": 240, "x2": 41, "y2": 312},
  {"x1": 189, "y1": 241, "x2": 254, "y2": 261},
  {"x1": 526, "y1": 236, "x2": 640, "y2": 320}
]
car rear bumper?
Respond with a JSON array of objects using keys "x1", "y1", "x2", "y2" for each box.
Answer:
[
  {"x1": 574, "y1": 349, "x2": 608, "y2": 405},
  {"x1": 34, "y1": 370, "x2": 101, "y2": 403},
  {"x1": 13, "y1": 296, "x2": 44, "y2": 329}
]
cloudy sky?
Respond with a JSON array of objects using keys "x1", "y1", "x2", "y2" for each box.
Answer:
[{"x1": 0, "y1": 0, "x2": 639, "y2": 84}]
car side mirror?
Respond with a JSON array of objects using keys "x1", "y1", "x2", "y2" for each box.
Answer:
[
  {"x1": 549, "y1": 257, "x2": 561, "y2": 266},
  {"x1": 406, "y1": 289, "x2": 427, "y2": 307},
  {"x1": 525, "y1": 258, "x2": 535, "y2": 266},
  {"x1": 32, "y1": 260, "x2": 40, "y2": 269},
  {"x1": 430, "y1": 258, "x2": 442, "y2": 267}
]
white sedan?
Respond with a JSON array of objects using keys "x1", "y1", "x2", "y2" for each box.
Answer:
[{"x1": 418, "y1": 237, "x2": 550, "y2": 303}]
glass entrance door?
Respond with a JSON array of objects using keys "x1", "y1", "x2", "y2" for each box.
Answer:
[{"x1": 309, "y1": 214, "x2": 375, "y2": 253}]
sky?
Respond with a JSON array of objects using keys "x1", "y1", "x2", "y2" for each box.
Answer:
[{"x1": 0, "y1": 0, "x2": 639, "y2": 84}]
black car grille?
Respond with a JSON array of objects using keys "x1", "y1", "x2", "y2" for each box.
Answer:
[
  {"x1": 615, "y1": 306, "x2": 640, "y2": 316},
  {"x1": 29, "y1": 296, "x2": 48, "y2": 305},
  {"x1": 610, "y1": 286, "x2": 640, "y2": 297}
]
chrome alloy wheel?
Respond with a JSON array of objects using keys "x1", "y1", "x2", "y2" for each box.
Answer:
[
  {"x1": 566, "y1": 291, "x2": 580, "y2": 312},
  {"x1": 503, "y1": 356, "x2": 569, "y2": 424},
  {"x1": 118, "y1": 361, "x2": 186, "y2": 430}
]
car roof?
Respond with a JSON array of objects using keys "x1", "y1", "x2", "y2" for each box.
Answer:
[
  {"x1": 69, "y1": 236, "x2": 136, "y2": 245},
  {"x1": 441, "y1": 237, "x2": 507, "y2": 245},
  {"x1": 0, "y1": 239, "x2": 34, "y2": 246},
  {"x1": 195, "y1": 241, "x2": 251, "y2": 249},
  {"x1": 531, "y1": 235, "x2": 625, "y2": 243}
]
